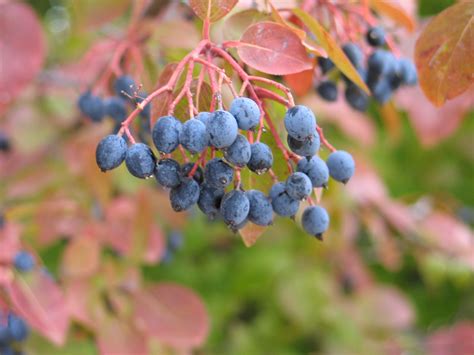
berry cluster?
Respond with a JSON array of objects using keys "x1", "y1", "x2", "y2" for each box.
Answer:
[
  {"x1": 0, "y1": 251, "x2": 34, "y2": 354},
  {"x1": 95, "y1": 97, "x2": 354, "y2": 238},
  {"x1": 78, "y1": 75, "x2": 151, "y2": 138},
  {"x1": 316, "y1": 26, "x2": 417, "y2": 111}
]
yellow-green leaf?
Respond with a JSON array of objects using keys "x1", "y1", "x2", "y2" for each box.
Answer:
[
  {"x1": 370, "y1": 0, "x2": 415, "y2": 32},
  {"x1": 415, "y1": 2, "x2": 474, "y2": 107},
  {"x1": 189, "y1": 0, "x2": 238, "y2": 23},
  {"x1": 292, "y1": 8, "x2": 370, "y2": 94}
]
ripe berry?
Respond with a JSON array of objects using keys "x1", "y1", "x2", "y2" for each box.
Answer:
[
  {"x1": 366, "y1": 26, "x2": 386, "y2": 47},
  {"x1": 302, "y1": 206, "x2": 330, "y2": 239},
  {"x1": 297, "y1": 156, "x2": 329, "y2": 188},
  {"x1": 204, "y1": 158, "x2": 234, "y2": 189},
  {"x1": 398, "y1": 59, "x2": 418, "y2": 85},
  {"x1": 229, "y1": 97, "x2": 260, "y2": 130},
  {"x1": 224, "y1": 134, "x2": 251, "y2": 167},
  {"x1": 326, "y1": 150, "x2": 355, "y2": 183},
  {"x1": 13, "y1": 251, "x2": 35, "y2": 272},
  {"x1": 287, "y1": 133, "x2": 320, "y2": 157},
  {"x1": 114, "y1": 75, "x2": 136, "y2": 98},
  {"x1": 342, "y1": 43, "x2": 364, "y2": 68},
  {"x1": 196, "y1": 111, "x2": 211, "y2": 126},
  {"x1": 179, "y1": 119, "x2": 209, "y2": 154},
  {"x1": 207, "y1": 110, "x2": 238, "y2": 148},
  {"x1": 154, "y1": 159, "x2": 181, "y2": 188},
  {"x1": 96, "y1": 135, "x2": 127, "y2": 172},
  {"x1": 367, "y1": 50, "x2": 396, "y2": 78},
  {"x1": 104, "y1": 96, "x2": 127, "y2": 123},
  {"x1": 181, "y1": 162, "x2": 204, "y2": 185},
  {"x1": 0, "y1": 132, "x2": 11, "y2": 152},
  {"x1": 284, "y1": 105, "x2": 316, "y2": 141},
  {"x1": 247, "y1": 142, "x2": 273, "y2": 174},
  {"x1": 270, "y1": 182, "x2": 300, "y2": 217},
  {"x1": 78, "y1": 91, "x2": 104, "y2": 122},
  {"x1": 170, "y1": 178, "x2": 200, "y2": 212},
  {"x1": 152, "y1": 116, "x2": 182, "y2": 154},
  {"x1": 317, "y1": 81, "x2": 338, "y2": 102},
  {"x1": 317, "y1": 57, "x2": 335, "y2": 74},
  {"x1": 198, "y1": 184, "x2": 224, "y2": 220},
  {"x1": 246, "y1": 190, "x2": 273, "y2": 226},
  {"x1": 285, "y1": 172, "x2": 313, "y2": 200},
  {"x1": 7, "y1": 314, "x2": 29, "y2": 342},
  {"x1": 125, "y1": 143, "x2": 156, "y2": 178},
  {"x1": 220, "y1": 190, "x2": 250, "y2": 227},
  {"x1": 371, "y1": 78, "x2": 393, "y2": 104},
  {"x1": 344, "y1": 84, "x2": 369, "y2": 112}
]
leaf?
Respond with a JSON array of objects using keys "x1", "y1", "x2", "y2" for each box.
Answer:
[
  {"x1": 133, "y1": 283, "x2": 209, "y2": 348},
  {"x1": 189, "y1": 0, "x2": 238, "y2": 23},
  {"x1": 239, "y1": 223, "x2": 267, "y2": 247},
  {"x1": 97, "y1": 317, "x2": 148, "y2": 355},
  {"x1": 292, "y1": 9, "x2": 370, "y2": 94},
  {"x1": 284, "y1": 68, "x2": 315, "y2": 96},
  {"x1": 379, "y1": 101, "x2": 401, "y2": 141},
  {"x1": 0, "y1": 2, "x2": 45, "y2": 115},
  {"x1": 151, "y1": 63, "x2": 177, "y2": 123},
  {"x1": 415, "y1": 2, "x2": 474, "y2": 106},
  {"x1": 7, "y1": 270, "x2": 70, "y2": 345},
  {"x1": 71, "y1": 0, "x2": 130, "y2": 30},
  {"x1": 426, "y1": 321, "x2": 474, "y2": 355},
  {"x1": 224, "y1": 9, "x2": 271, "y2": 41},
  {"x1": 236, "y1": 22, "x2": 313, "y2": 75},
  {"x1": 62, "y1": 238, "x2": 101, "y2": 278},
  {"x1": 370, "y1": 0, "x2": 415, "y2": 32}
]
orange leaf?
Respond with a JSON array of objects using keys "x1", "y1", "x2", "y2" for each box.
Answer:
[
  {"x1": 415, "y1": 2, "x2": 474, "y2": 107},
  {"x1": 62, "y1": 238, "x2": 101, "y2": 278},
  {"x1": 239, "y1": 223, "x2": 267, "y2": 247},
  {"x1": 236, "y1": 22, "x2": 313, "y2": 75},
  {"x1": 370, "y1": 0, "x2": 415, "y2": 32},
  {"x1": 284, "y1": 68, "x2": 315, "y2": 96},
  {"x1": 379, "y1": 101, "x2": 401, "y2": 141},
  {"x1": 292, "y1": 9, "x2": 370, "y2": 94},
  {"x1": 97, "y1": 317, "x2": 148, "y2": 355},
  {"x1": 189, "y1": 0, "x2": 238, "y2": 23}
]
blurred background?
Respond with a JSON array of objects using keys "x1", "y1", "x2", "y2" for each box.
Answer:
[{"x1": 0, "y1": 0, "x2": 473, "y2": 354}]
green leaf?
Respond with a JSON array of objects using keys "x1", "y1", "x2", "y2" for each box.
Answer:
[{"x1": 292, "y1": 8, "x2": 370, "y2": 95}]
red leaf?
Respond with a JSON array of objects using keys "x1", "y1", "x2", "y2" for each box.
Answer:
[
  {"x1": 284, "y1": 68, "x2": 315, "y2": 96},
  {"x1": 236, "y1": 22, "x2": 313, "y2": 75},
  {"x1": 62, "y1": 237, "x2": 101, "y2": 278},
  {"x1": 426, "y1": 321, "x2": 474, "y2": 355},
  {"x1": 64, "y1": 280, "x2": 96, "y2": 330},
  {"x1": 0, "y1": 222, "x2": 21, "y2": 263},
  {"x1": 415, "y1": 2, "x2": 474, "y2": 106},
  {"x1": 0, "y1": 2, "x2": 45, "y2": 114},
  {"x1": 189, "y1": 0, "x2": 238, "y2": 23},
  {"x1": 133, "y1": 283, "x2": 209, "y2": 348},
  {"x1": 239, "y1": 223, "x2": 267, "y2": 247},
  {"x1": 7, "y1": 270, "x2": 70, "y2": 345},
  {"x1": 97, "y1": 317, "x2": 148, "y2": 355}
]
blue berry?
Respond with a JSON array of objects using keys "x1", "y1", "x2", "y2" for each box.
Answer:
[
  {"x1": 181, "y1": 162, "x2": 204, "y2": 185},
  {"x1": 317, "y1": 57, "x2": 334, "y2": 74},
  {"x1": 247, "y1": 142, "x2": 273, "y2": 174},
  {"x1": 207, "y1": 110, "x2": 238, "y2": 148},
  {"x1": 125, "y1": 143, "x2": 156, "y2": 178},
  {"x1": 342, "y1": 43, "x2": 364, "y2": 68},
  {"x1": 366, "y1": 26, "x2": 386, "y2": 47},
  {"x1": 284, "y1": 105, "x2": 316, "y2": 141},
  {"x1": 114, "y1": 75, "x2": 136, "y2": 98},
  {"x1": 168, "y1": 231, "x2": 183, "y2": 250},
  {"x1": 270, "y1": 182, "x2": 300, "y2": 217},
  {"x1": 204, "y1": 158, "x2": 234, "y2": 189},
  {"x1": 220, "y1": 190, "x2": 250, "y2": 227},
  {"x1": 0, "y1": 132, "x2": 11, "y2": 152},
  {"x1": 0, "y1": 323, "x2": 11, "y2": 345},
  {"x1": 229, "y1": 97, "x2": 260, "y2": 130},
  {"x1": 285, "y1": 172, "x2": 313, "y2": 200},
  {"x1": 179, "y1": 119, "x2": 209, "y2": 154},
  {"x1": 326, "y1": 150, "x2": 355, "y2": 183},
  {"x1": 7, "y1": 314, "x2": 28, "y2": 342},
  {"x1": 78, "y1": 91, "x2": 104, "y2": 122},
  {"x1": 104, "y1": 96, "x2": 127, "y2": 123},
  {"x1": 96, "y1": 135, "x2": 128, "y2": 172},
  {"x1": 302, "y1": 206, "x2": 329, "y2": 239},
  {"x1": 297, "y1": 156, "x2": 329, "y2": 188},
  {"x1": 344, "y1": 85, "x2": 369, "y2": 112},
  {"x1": 287, "y1": 133, "x2": 320, "y2": 157},
  {"x1": 152, "y1": 116, "x2": 182, "y2": 154},
  {"x1": 198, "y1": 183, "x2": 224, "y2": 220},
  {"x1": 13, "y1": 251, "x2": 35, "y2": 272},
  {"x1": 246, "y1": 190, "x2": 273, "y2": 226},
  {"x1": 154, "y1": 159, "x2": 181, "y2": 188},
  {"x1": 196, "y1": 112, "x2": 211, "y2": 126},
  {"x1": 224, "y1": 134, "x2": 251, "y2": 167},
  {"x1": 398, "y1": 58, "x2": 418, "y2": 85},
  {"x1": 317, "y1": 81, "x2": 338, "y2": 101},
  {"x1": 371, "y1": 78, "x2": 393, "y2": 103},
  {"x1": 170, "y1": 178, "x2": 200, "y2": 212},
  {"x1": 367, "y1": 50, "x2": 396, "y2": 79}
]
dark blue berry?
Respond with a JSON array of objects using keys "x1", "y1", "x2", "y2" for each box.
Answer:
[
  {"x1": 13, "y1": 251, "x2": 35, "y2": 272},
  {"x1": 78, "y1": 91, "x2": 104, "y2": 122},
  {"x1": 284, "y1": 105, "x2": 316, "y2": 141},
  {"x1": 247, "y1": 142, "x2": 273, "y2": 174},
  {"x1": 204, "y1": 158, "x2": 234, "y2": 189},
  {"x1": 326, "y1": 150, "x2": 355, "y2": 184},
  {"x1": 302, "y1": 205, "x2": 329, "y2": 239},
  {"x1": 114, "y1": 75, "x2": 136, "y2": 98},
  {"x1": 207, "y1": 110, "x2": 238, "y2": 148},
  {"x1": 7, "y1": 314, "x2": 28, "y2": 342},
  {"x1": 181, "y1": 162, "x2": 204, "y2": 185},
  {"x1": 170, "y1": 178, "x2": 200, "y2": 212},
  {"x1": 220, "y1": 190, "x2": 250, "y2": 227},
  {"x1": 246, "y1": 190, "x2": 273, "y2": 226},
  {"x1": 104, "y1": 96, "x2": 127, "y2": 123},
  {"x1": 317, "y1": 81, "x2": 338, "y2": 101},
  {"x1": 285, "y1": 172, "x2": 313, "y2": 200},
  {"x1": 229, "y1": 97, "x2": 260, "y2": 130},
  {"x1": 317, "y1": 57, "x2": 335, "y2": 74},
  {"x1": 224, "y1": 134, "x2": 251, "y2": 167},
  {"x1": 342, "y1": 43, "x2": 364, "y2": 68},
  {"x1": 366, "y1": 27, "x2": 386, "y2": 47},
  {"x1": 287, "y1": 133, "x2": 320, "y2": 157},
  {"x1": 125, "y1": 143, "x2": 156, "y2": 178},
  {"x1": 345, "y1": 84, "x2": 369, "y2": 112},
  {"x1": 297, "y1": 156, "x2": 329, "y2": 188},
  {"x1": 179, "y1": 119, "x2": 209, "y2": 154},
  {"x1": 198, "y1": 184, "x2": 224, "y2": 220},
  {"x1": 154, "y1": 159, "x2": 181, "y2": 188},
  {"x1": 152, "y1": 116, "x2": 182, "y2": 154}
]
